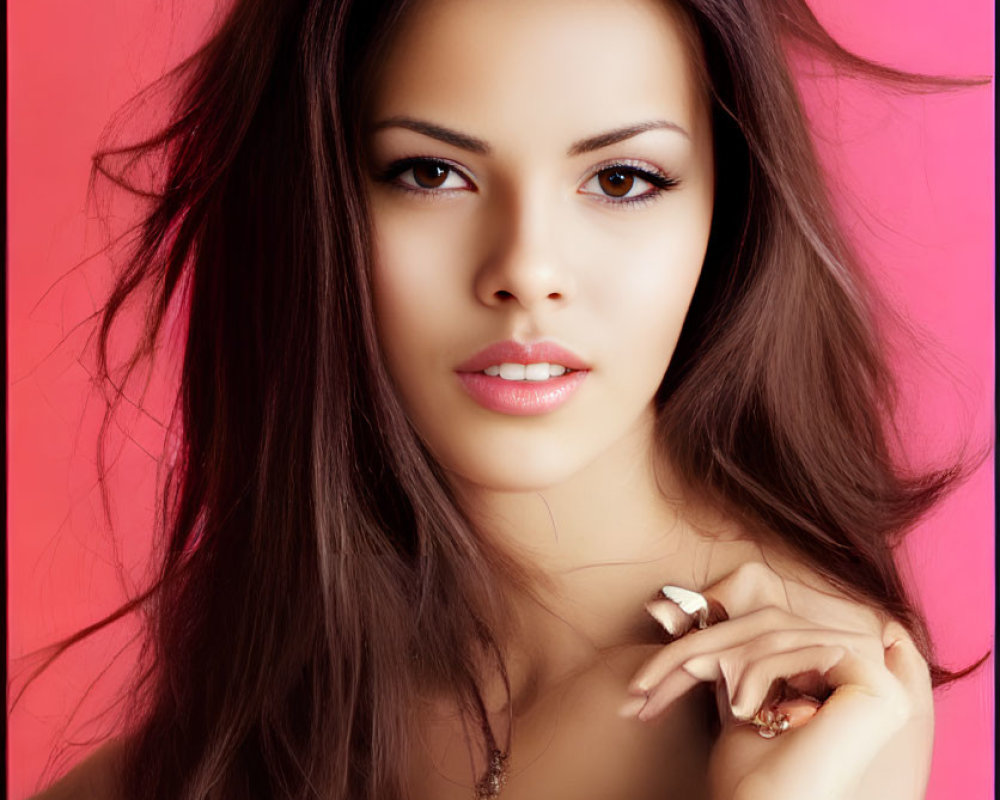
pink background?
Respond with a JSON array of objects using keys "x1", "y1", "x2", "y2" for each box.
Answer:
[{"x1": 7, "y1": 1, "x2": 994, "y2": 797}]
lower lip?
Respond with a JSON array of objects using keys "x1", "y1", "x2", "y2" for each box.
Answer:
[{"x1": 456, "y1": 371, "x2": 588, "y2": 416}]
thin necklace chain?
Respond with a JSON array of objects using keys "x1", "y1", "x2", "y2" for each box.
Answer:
[{"x1": 472, "y1": 684, "x2": 513, "y2": 799}]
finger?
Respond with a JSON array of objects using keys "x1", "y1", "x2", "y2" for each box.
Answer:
[
  {"x1": 881, "y1": 620, "x2": 911, "y2": 649},
  {"x1": 883, "y1": 635, "x2": 932, "y2": 708},
  {"x1": 637, "y1": 627, "x2": 862, "y2": 722},
  {"x1": 700, "y1": 561, "x2": 789, "y2": 619},
  {"x1": 726, "y1": 645, "x2": 847, "y2": 720},
  {"x1": 616, "y1": 694, "x2": 650, "y2": 719},
  {"x1": 658, "y1": 585, "x2": 729, "y2": 629},
  {"x1": 824, "y1": 643, "x2": 900, "y2": 697},
  {"x1": 774, "y1": 696, "x2": 821, "y2": 729},
  {"x1": 632, "y1": 605, "x2": 788, "y2": 693},
  {"x1": 879, "y1": 620, "x2": 932, "y2": 712},
  {"x1": 630, "y1": 606, "x2": 860, "y2": 694},
  {"x1": 674, "y1": 626, "x2": 877, "y2": 721},
  {"x1": 634, "y1": 668, "x2": 700, "y2": 721},
  {"x1": 811, "y1": 640, "x2": 919, "y2": 734},
  {"x1": 784, "y1": 668, "x2": 829, "y2": 699},
  {"x1": 702, "y1": 561, "x2": 885, "y2": 636},
  {"x1": 797, "y1": 647, "x2": 916, "y2": 748},
  {"x1": 645, "y1": 598, "x2": 695, "y2": 639},
  {"x1": 686, "y1": 626, "x2": 882, "y2": 701},
  {"x1": 682, "y1": 627, "x2": 881, "y2": 683}
]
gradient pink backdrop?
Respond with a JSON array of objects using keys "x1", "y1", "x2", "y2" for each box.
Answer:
[{"x1": 7, "y1": 1, "x2": 994, "y2": 797}]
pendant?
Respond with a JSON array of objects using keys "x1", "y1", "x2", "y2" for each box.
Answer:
[{"x1": 474, "y1": 749, "x2": 509, "y2": 799}]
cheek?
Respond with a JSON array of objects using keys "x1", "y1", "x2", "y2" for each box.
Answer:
[
  {"x1": 370, "y1": 208, "x2": 471, "y2": 368},
  {"x1": 582, "y1": 208, "x2": 710, "y2": 364},
  {"x1": 373, "y1": 216, "x2": 448, "y2": 322}
]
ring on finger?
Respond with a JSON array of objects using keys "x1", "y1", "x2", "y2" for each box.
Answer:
[{"x1": 749, "y1": 705, "x2": 791, "y2": 738}]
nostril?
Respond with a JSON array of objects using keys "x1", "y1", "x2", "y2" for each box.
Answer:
[{"x1": 488, "y1": 289, "x2": 564, "y2": 303}]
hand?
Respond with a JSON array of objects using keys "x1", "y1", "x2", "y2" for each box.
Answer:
[{"x1": 625, "y1": 562, "x2": 934, "y2": 800}]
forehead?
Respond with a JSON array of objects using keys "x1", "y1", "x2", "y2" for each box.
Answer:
[{"x1": 369, "y1": 0, "x2": 708, "y2": 149}]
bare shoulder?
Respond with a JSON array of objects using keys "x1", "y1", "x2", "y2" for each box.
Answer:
[{"x1": 30, "y1": 740, "x2": 124, "y2": 800}]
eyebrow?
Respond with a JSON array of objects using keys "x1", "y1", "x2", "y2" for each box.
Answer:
[
  {"x1": 567, "y1": 120, "x2": 690, "y2": 155},
  {"x1": 371, "y1": 117, "x2": 492, "y2": 154},
  {"x1": 370, "y1": 117, "x2": 689, "y2": 156}
]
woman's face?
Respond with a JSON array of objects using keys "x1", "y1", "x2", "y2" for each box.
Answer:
[{"x1": 366, "y1": 0, "x2": 714, "y2": 492}]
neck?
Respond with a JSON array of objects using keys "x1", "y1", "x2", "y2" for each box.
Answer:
[{"x1": 448, "y1": 407, "x2": 718, "y2": 707}]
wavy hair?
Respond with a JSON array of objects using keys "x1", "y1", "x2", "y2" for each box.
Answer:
[{"x1": 50, "y1": 0, "x2": 981, "y2": 797}]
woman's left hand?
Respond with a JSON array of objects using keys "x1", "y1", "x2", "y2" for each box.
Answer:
[{"x1": 625, "y1": 561, "x2": 934, "y2": 800}]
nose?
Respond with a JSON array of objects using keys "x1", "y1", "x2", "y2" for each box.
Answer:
[{"x1": 473, "y1": 190, "x2": 573, "y2": 310}]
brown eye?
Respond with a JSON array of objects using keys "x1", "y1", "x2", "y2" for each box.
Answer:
[
  {"x1": 597, "y1": 168, "x2": 635, "y2": 197},
  {"x1": 412, "y1": 162, "x2": 450, "y2": 188},
  {"x1": 579, "y1": 164, "x2": 675, "y2": 206},
  {"x1": 384, "y1": 159, "x2": 473, "y2": 192}
]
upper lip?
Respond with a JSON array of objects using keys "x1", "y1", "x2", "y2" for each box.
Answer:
[{"x1": 456, "y1": 340, "x2": 590, "y2": 373}]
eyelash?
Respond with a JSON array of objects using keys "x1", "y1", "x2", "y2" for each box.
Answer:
[
  {"x1": 374, "y1": 157, "x2": 474, "y2": 200},
  {"x1": 373, "y1": 157, "x2": 680, "y2": 207},
  {"x1": 583, "y1": 159, "x2": 680, "y2": 208}
]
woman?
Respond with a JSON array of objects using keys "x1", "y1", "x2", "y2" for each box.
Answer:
[{"x1": 10, "y1": 0, "x2": 991, "y2": 798}]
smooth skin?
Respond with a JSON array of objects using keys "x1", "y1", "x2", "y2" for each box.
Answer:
[
  {"x1": 367, "y1": 0, "x2": 933, "y2": 799},
  {"x1": 34, "y1": 0, "x2": 933, "y2": 797}
]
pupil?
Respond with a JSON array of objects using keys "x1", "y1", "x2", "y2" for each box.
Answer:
[
  {"x1": 599, "y1": 169, "x2": 634, "y2": 197},
  {"x1": 413, "y1": 163, "x2": 448, "y2": 188}
]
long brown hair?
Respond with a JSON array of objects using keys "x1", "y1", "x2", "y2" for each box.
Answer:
[{"x1": 58, "y1": 0, "x2": 982, "y2": 797}]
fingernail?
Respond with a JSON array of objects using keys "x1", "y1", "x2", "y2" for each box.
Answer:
[
  {"x1": 719, "y1": 661, "x2": 739, "y2": 716},
  {"x1": 661, "y1": 585, "x2": 709, "y2": 617},
  {"x1": 637, "y1": 701, "x2": 659, "y2": 722},
  {"x1": 646, "y1": 600, "x2": 692, "y2": 637},
  {"x1": 645, "y1": 602, "x2": 676, "y2": 635},
  {"x1": 730, "y1": 697, "x2": 751, "y2": 720},
  {"x1": 617, "y1": 695, "x2": 648, "y2": 719},
  {"x1": 779, "y1": 697, "x2": 821, "y2": 728},
  {"x1": 715, "y1": 677, "x2": 738, "y2": 723}
]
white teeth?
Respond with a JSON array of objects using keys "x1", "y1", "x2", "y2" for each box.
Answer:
[
  {"x1": 524, "y1": 363, "x2": 550, "y2": 381},
  {"x1": 483, "y1": 362, "x2": 572, "y2": 381},
  {"x1": 499, "y1": 363, "x2": 526, "y2": 380}
]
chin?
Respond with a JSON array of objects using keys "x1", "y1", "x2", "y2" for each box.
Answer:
[{"x1": 438, "y1": 443, "x2": 595, "y2": 495}]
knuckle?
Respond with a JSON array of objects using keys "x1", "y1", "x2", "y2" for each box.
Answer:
[
  {"x1": 730, "y1": 561, "x2": 786, "y2": 607},
  {"x1": 880, "y1": 619, "x2": 911, "y2": 647},
  {"x1": 732, "y1": 560, "x2": 774, "y2": 586},
  {"x1": 718, "y1": 654, "x2": 747, "y2": 683},
  {"x1": 716, "y1": 653, "x2": 733, "y2": 674},
  {"x1": 737, "y1": 654, "x2": 771, "y2": 688},
  {"x1": 754, "y1": 628, "x2": 798, "y2": 654},
  {"x1": 750, "y1": 604, "x2": 790, "y2": 628}
]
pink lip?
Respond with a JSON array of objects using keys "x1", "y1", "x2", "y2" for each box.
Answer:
[
  {"x1": 456, "y1": 340, "x2": 590, "y2": 373},
  {"x1": 455, "y1": 340, "x2": 590, "y2": 416}
]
